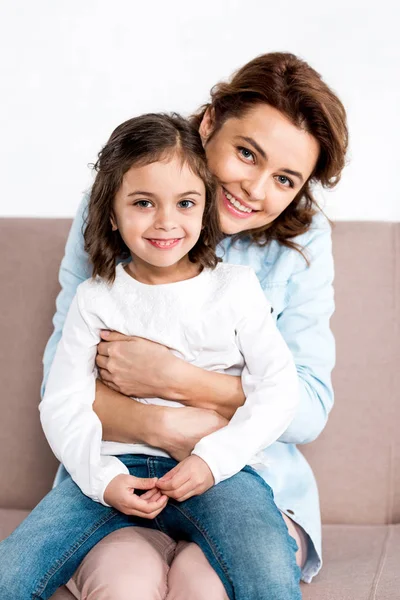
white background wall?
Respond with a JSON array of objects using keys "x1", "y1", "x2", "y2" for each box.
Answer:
[{"x1": 1, "y1": 0, "x2": 399, "y2": 220}]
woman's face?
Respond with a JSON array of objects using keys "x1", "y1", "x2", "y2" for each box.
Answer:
[{"x1": 200, "y1": 103, "x2": 320, "y2": 235}]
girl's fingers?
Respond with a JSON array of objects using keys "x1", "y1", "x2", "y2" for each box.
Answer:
[
  {"x1": 157, "y1": 469, "x2": 190, "y2": 492},
  {"x1": 127, "y1": 492, "x2": 168, "y2": 514},
  {"x1": 141, "y1": 488, "x2": 162, "y2": 501},
  {"x1": 165, "y1": 478, "x2": 196, "y2": 501},
  {"x1": 176, "y1": 489, "x2": 197, "y2": 503},
  {"x1": 127, "y1": 495, "x2": 168, "y2": 518},
  {"x1": 140, "y1": 488, "x2": 156, "y2": 500}
]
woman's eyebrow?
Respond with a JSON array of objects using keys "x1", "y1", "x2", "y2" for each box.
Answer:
[
  {"x1": 236, "y1": 136, "x2": 304, "y2": 183},
  {"x1": 237, "y1": 135, "x2": 267, "y2": 159}
]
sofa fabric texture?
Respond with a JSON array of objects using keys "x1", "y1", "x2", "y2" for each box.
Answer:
[{"x1": 0, "y1": 219, "x2": 399, "y2": 598}]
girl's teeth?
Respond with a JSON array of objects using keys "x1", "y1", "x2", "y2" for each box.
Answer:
[
  {"x1": 152, "y1": 240, "x2": 176, "y2": 246},
  {"x1": 224, "y1": 190, "x2": 252, "y2": 213}
]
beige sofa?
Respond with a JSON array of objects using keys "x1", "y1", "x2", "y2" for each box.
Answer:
[{"x1": 0, "y1": 218, "x2": 399, "y2": 599}]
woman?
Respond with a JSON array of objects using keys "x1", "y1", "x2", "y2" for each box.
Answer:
[{"x1": 42, "y1": 52, "x2": 348, "y2": 599}]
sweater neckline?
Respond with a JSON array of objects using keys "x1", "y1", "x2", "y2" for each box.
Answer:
[{"x1": 117, "y1": 262, "x2": 211, "y2": 290}]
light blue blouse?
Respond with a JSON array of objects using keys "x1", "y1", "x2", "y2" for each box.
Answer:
[{"x1": 42, "y1": 194, "x2": 335, "y2": 583}]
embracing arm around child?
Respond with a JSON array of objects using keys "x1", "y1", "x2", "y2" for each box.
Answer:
[{"x1": 40, "y1": 262, "x2": 299, "y2": 513}]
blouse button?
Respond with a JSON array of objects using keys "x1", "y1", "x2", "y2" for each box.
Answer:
[{"x1": 286, "y1": 509, "x2": 295, "y2": 515}]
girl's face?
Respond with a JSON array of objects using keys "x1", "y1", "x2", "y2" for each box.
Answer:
[
  {"x1": 112, "y1": 155, "x2": 206, "y2": 282},
  {"x1": 200, "y1": 103, "x2": 320, "y2": 235}
]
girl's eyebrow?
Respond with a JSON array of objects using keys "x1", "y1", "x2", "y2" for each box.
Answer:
[
  {"x1": 236, "y1": 136, "x2": 304, "y2": 183},
  {"x1": 127, "y1": 190, "x2": 203, "y2": 197}
]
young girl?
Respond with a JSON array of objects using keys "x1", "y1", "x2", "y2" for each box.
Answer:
[{"x1": 0, "y1": 112, "x2": 300, "y2": 600}]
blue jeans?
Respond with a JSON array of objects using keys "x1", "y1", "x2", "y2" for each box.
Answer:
[{"x1": 0, "y1": 455, "x2": 301, "y2": 600}]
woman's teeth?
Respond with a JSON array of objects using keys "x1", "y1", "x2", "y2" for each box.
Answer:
[{"x1": 224, "y1": 190, "x2": 252, "y2": 213}]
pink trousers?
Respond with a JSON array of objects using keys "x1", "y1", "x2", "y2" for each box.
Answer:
[{"x1": 66, "y1": 513, "x2": 307, "y2": 599}]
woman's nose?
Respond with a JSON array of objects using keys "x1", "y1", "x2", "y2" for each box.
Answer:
[{"x1": 241, "y1": 172, "x2": 269, "y2": 203}]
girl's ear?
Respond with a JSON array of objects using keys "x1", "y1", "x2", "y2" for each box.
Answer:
[
  {"x1": 110, "y1": 214, "x2": 118, "y2": 231},
  {"x1": 199, "y1": 107, "x2": 215, "y2": 146}
]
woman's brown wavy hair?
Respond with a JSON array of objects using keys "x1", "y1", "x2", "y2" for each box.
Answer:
[
  {"x1": 84, "y1": 113, "x2": 221, "y2": 283},
  {"x1": 191, "y1": 52, "x2": 349, "y2": 254}
]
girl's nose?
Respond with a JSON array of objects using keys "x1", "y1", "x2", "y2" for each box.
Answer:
[{"x1": 154, "y1": 208, "x2": 178, "y2": 231}]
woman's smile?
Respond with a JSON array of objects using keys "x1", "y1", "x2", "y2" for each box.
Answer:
[{"x1": 221, "y1": 187, "x2": 258, "y2": 218}]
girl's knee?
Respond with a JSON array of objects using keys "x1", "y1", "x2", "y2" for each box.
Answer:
[
  {"x1": 167, "y1": 541, "x2": 228, "y2": 600},
  {"x1": 69, "y1": 527, "x2": 175, "y2": 600}
]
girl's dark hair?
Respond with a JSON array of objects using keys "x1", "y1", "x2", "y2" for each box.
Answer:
[
  {"x1": 191, "y1": 52, "x2": 349, "y2": 253},
  {"x1": 84, "y1": 113, "x2": 220, "y2": 282}
]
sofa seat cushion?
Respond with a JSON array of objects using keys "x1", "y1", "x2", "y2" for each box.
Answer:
[{"x1": 302, "y1": 524, "x2": 400, "y2": 600}]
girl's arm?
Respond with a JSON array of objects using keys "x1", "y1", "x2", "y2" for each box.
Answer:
[
  {"x1": 40, "y1": 288, "x2": 129, "y2": 505},
  {"x1": 276, "y1": 215, "x2": 335, "y2": 444},
  {"x1": 41, "y1": 196, "x2": 179, "y2": 447},
  {"x1": 41, "y1": 195, "x2": 230, "y2": 457},
  {"x1": 191, "y1": 268, "x2": 299, "y2": 485}
]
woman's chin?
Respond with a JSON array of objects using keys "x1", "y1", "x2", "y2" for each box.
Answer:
[{"x1": 219, "y1": 212, "x2": 254, "y2": 236}]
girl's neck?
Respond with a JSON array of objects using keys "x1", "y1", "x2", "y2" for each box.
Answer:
[{"x1": 126, "y1": 256, "x2": 202, "y2": 286}]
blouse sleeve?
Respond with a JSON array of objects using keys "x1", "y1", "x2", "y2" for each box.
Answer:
[
  {"x1": 41, "y1": 194, "x2": 92, "y2": 396},
  {"x1": 192, "y1": 269, "x2": 299, "y2": 485},
  {"x1": 39, "y1": 287, "x2": 129, "y2": 505},
  {"x1": 277, "y1": 217, "x2": 335, "y2": 444}
]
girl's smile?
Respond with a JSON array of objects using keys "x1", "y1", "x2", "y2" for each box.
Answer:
[{"x1": 111, "y1": 156, "x2": 207, "y2": 285}]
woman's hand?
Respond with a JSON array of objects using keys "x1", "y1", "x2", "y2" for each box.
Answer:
[
  {"x1": 96, "y1": 330, "x2": 246, "y2": 419},
  {"x1": 156, "y1": 455, "x2": 214, "y2": 502},
  {"x1": 96, "y1": 331, "x2": 179, "y2": 399},
  {"x1": 158, "y1": 406, "x2": 229, "y2": 462}
]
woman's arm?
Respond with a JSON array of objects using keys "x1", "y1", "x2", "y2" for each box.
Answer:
[
  {"x1": 94, "y1": 379, "x2": 229, "y2": 460},
  {"x1": 95, "y1": 332, "x2": 245, "y2": 420},
  {"x1": 277, "y1": 215, "x2": 335, "y2": 444}
]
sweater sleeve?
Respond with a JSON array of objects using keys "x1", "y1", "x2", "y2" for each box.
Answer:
[
  {"x1": 192, "y1": 269, "x2": 299, "y2": 485},
  {"x1": 39, "y1": 287, "x2": 129, "y2": 505},
  {"x1": 277, "y1": 218, "x2": 335, "y2": 444}
]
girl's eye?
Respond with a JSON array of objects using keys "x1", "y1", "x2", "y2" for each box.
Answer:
[
  {"x1": 178, "y1": 200, "x2": 195, "y2": 209},
  {"x1": 134, "y1": 200, "x2": 153, "y2": 208},
  {"x1": 237, "y1": 146, "x2": 255, "y2": 163},
  {"x1": 275, "y1": 175, "x2": 294, "y2": 188}
]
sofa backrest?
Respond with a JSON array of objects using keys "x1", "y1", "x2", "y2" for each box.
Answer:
[{"x1": 0, "y1": 219, "x2": 399, "y2": 524}]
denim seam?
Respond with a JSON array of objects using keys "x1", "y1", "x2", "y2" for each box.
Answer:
[
  {"x1": 32, "y1": 510, "x2": 119, "y2": 599},
  {"x1": 147, "y1": 457, "x2": 170, "y2": 537},
  {"x1": 169, "y1": 502, "x2": 232, "y2": 585}
]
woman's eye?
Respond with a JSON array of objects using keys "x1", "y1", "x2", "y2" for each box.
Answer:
[
  {"x1": 134, "y1": 200, "x2": 153, "y2": 208},
  {"x1": 178, "y1": 200, "x2": 195, "y2": 209},
  {"x1": 237, "y1": 146, "x2": 255, "y2": 162},
  {"x1": 275, "y1": 175, "x2": 294, "y2": 188}
]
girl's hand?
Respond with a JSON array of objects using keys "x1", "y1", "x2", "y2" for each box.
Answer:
[
  {"x1": 96, "y1": 331, "x2": 178, "y2": 398},
  {"x1": 103, "y1": 474, "x2": 168, "y2": 517},
  {"x1": 156, "y1": 455, "x2": 215, "y2": 502}
]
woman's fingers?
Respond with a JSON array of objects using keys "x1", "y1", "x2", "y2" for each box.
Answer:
[
  {"x1": 96, "y1": 353, "x2": 109, "y2": 368},
  {"x1": 100, "y1": 331, "x2": 134, "y2": 342}
]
